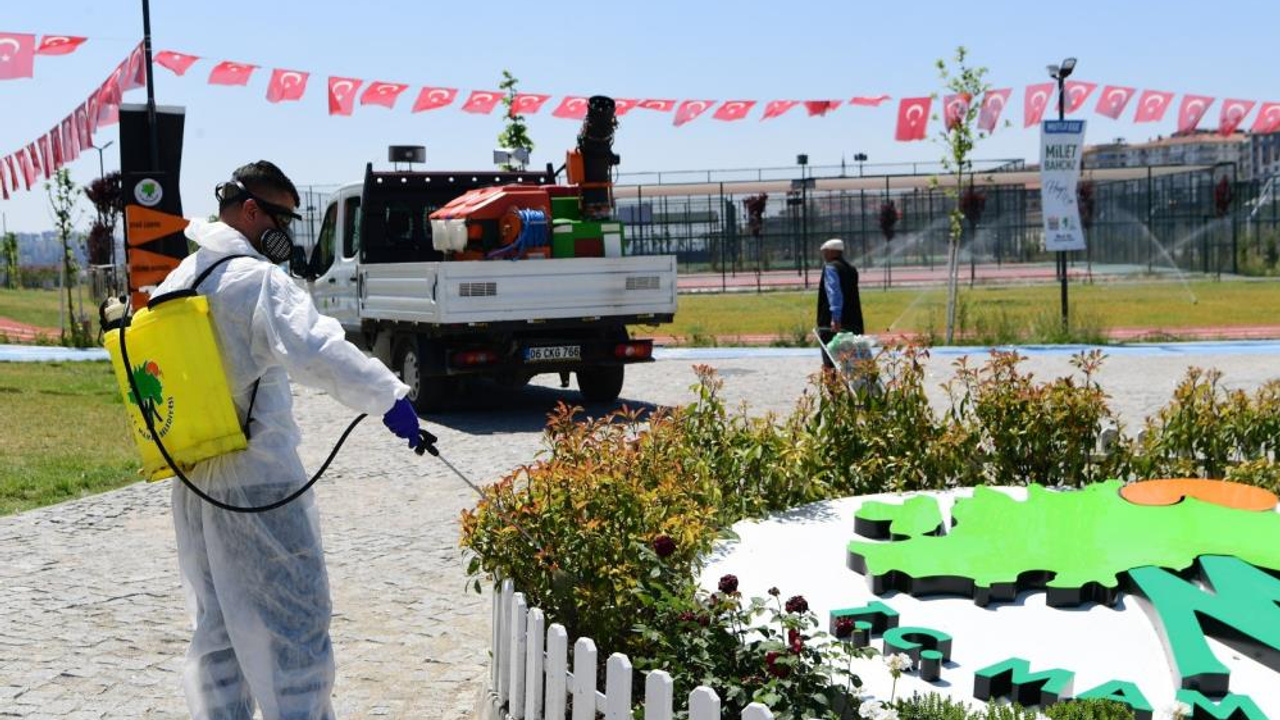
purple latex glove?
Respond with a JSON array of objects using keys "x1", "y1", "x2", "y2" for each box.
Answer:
[{"x1": 382, "y1": 397, "x2": 420, "y2": 447}]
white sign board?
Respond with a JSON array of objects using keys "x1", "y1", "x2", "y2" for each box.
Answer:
[{"x1": 1040, "y1": 120, "x2": 1087, "y2": 252}]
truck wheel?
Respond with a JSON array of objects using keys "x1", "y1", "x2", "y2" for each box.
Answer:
[
  {"x1": 576, "y1": 366, "x2": 624, "y2": 403},
  {"x1": 396, "y1": 338, "x2": 452, "y2": 412}
]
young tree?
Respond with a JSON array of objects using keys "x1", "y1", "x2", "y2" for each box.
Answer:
[
  {"x1": 84, "y1": 171, "x2": 123, "y2": 271},
  {"x1": 879, "y1": 199, "x2": 900, "y2": 288},
  {"x1": 46, "y1": 168, "x2": 89, "y2": 347},
  {"x1": 1, "y1": 231, "x2": 18, "y2": 289},
  {"x1": 497, "y1": 70, "x2": 535, "y2": 170},
  {"x1": 935, "y1": 47, "x2": 992, "y2": 343}
]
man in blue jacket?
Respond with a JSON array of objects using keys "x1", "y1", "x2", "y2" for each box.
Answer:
[{"x1": 816, "y1": 238, "x2": 865, "y2": 368}]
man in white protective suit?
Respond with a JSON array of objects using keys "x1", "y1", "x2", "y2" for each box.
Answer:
[{"x1": 151, "y1": 161, "x2": 426, "y2": 720}]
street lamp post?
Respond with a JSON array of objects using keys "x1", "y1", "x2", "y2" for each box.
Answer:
[
  {"x1": 797, "y1": 153, "x2": 809, "y2": 288},
  {"x1": 1047, "y1": 56, "x2": 1077, "y2": 331},
  {"x1": 854, "y1": 152, "x2": 868, "y2": 178}
]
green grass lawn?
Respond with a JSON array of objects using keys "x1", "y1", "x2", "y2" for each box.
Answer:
[
  {"x1": 0, "y1": 361, "x2": 141, "y2": 516},
  {"x1": 0, "y1": 287, "x2": 68, "y2": 329},
  {"x1": 640, "y1": 280, "x2": 1280, "y2": 341}
]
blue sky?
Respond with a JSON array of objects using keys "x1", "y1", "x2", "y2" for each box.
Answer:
[{"x1": 1, "y1": 0, "x2": 1276, "y2": 231}]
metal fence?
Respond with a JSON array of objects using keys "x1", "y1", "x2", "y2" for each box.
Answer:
[{"x1": 614, "y1": 165, "x2": 1280, "y2": 284}]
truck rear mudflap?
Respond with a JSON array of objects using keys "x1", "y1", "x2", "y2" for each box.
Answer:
[{"x1": 446, "y1": 337, "x2": 654, "y2": 375}]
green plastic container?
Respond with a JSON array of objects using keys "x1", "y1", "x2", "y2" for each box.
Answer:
[{"x1": 551, "y1": 196, "x2": 581, "y2": 221}]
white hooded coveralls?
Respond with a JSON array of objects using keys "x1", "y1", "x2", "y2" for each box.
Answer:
[{"x1": 152, "y1": 220, "x2": 409, "y2": 720}]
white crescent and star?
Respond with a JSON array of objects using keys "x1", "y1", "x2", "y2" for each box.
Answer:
[
  {"x1": 428, "y1": 89, "x2": 453, "y2": 104},
  {"x1": 906, "y1": 104, "x2": 925, "y2": 124},
  {"x1": 0, "y1": 38, "x2": 18, "y2": 62},
  {"x1": 332, "y1": 80, "x2": 354, "y2": 99},
  {"x1": 1144, "y1": 94, "x2": 1168, "y2": 114},
  {"x1": 723, "y1": 102, "x2": 748, "y2": 116},
  {"x1": 1185, "y1": 99, "x2": 1207, "y2": 122},
  {"x1": 280, "y1": 71, "x2": 304, "y2": 87}
]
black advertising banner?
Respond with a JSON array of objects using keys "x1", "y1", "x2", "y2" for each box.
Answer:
[{"x1": 119, "y1": 103, "x2": 186, "y2": 309}]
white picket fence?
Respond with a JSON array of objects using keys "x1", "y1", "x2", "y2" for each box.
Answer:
[{"x1": 485, "y1": 579, "x2": 788, "y2": 720}]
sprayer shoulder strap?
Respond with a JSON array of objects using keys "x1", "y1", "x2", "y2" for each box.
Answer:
[{"x1": 189, "y1": 253, "x2": 261, "y2": 439}]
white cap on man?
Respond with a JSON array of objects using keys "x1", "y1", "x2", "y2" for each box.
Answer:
[{"x1": 820, "y1": 238, "x2": 844, "y2": 253}]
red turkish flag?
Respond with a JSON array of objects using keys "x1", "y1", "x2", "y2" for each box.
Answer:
[
  {"x1": 712, "y1": 100, "x2": 755, "y2": 121},
  {"x1": 412, "y1": 87, "x2": 457, "y2": 112},
  {"x1": 510, "y1": 93, "x2": 551, "y2": 115},
  {"x1": 37, "y1": 138, "x2": 51, "y2": 180},
  {"x1": 0, "y1": 33, "x2": 36, "y2": 80},
  {"x1": 61, "y1": 116, "x2": 78, "y2": 161},
  {"x1": 637, "y1": 99, "x2": 676, "y2": 112},
  {"x1": 97, "y1": 70, "x2": 122, "y2": 127},
  {"x1": 1094, "y1": 86, "x2": 1136, "y2": 120},
  {"x1": 460, "y1": 90, "x2": 502, "y2": 114},
  {"x1": 6, "y1": 155, "x2": 20, "y2": 193},
  {"x1": 1063, "y1": 81, "x2": 1096, "y2": 114},
  {"x1": 122, "y1": 44, "x2": 146, "y2": 91},
  {"x1": 674, "y1": 100, "x2": 715, "y2": 127},
  {"x1": 19, "y1": 149, "x2": 36, "y2": 189},
  {"x1": 850, "y1": 95, "x2": 890, "y2": 107},
  {"x1": 612, "y1": 98, "x2": 639, "y2": 116},
  {"x1": 361, "y1": 81, "x2": 409, "y2": 109},
  {"x1": 87, "y1": 92, "x2": 101, "y2": 134},
  {"x1": 266, "y1": 69, "x2": 309, "y2": 103},
  {"x1": 1134, "y1": 90, "x2": 1174, "y2": 123},
  {"x1": 977, "y1": 89, "x2": 1012, "y2": 133},
  {"x1": 1177, "y1": 95, "x2": 1214, "y2": 134},
  {"x1": 804, "y1": 100, "x2": 840, "y2": 117},
  {"x1": 155, "y1": 51, "x2": 199, "y2": 76},
  {"x1": 0, "y1": 160, "x2": 8, "y2": 200},
  {"x1": 75, "y1": 103, "x2": 92, "y2": 149},
  {"x1": 943, "y1": 93, "x2": 971, "y2": 130},
  {"x1": 1217, "y1": 99, "x2": 1254, "y2": 136},
  {"x1": 1024, "y1": 82, "x2": 1055, "y2": 127},
  {"x1": 895, "y1": 96, "x2": 932, "y2": 141},
  {"x1": 208, "y1": 61, "x2": 257, "y2": 86},
  {"x1": 1251, "y1": 102, "x2": 1280, "y2": 134},
  {"x1": 36, "y1": 35, "x2": 87, "y2": 56},
  {"x1": 551, "y1": 96, "x2": 590, "y2": 120},
  {"x1": 50, "y1": 128, "x2": 63, "y2": 171},
  {"x1": 328, "y1": 77, "x2": 362, "y2": 116},
  {"x1": 762, "y1": 100, "x2": 800, "y2": 120}
]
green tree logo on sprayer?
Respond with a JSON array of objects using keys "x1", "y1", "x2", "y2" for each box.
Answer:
[{"x1": 128, "y1": 360, "x2": 175, "y2": 437}]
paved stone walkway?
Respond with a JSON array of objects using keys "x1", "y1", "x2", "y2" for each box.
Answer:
[{"x1": 2, "y1": 349, "x2": 1278, "y2": 719}]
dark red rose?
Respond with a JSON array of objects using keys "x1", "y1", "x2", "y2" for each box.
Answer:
[
  {"x1": 767, "y1": 587, "x2": 780, "y2": 597},
  {"x1": 652, "y1": 535, "x2": 676, "y2": 558},
  {"x1": 834, "y1": 617, "x2": 856, "y2": 639},
  {"x1": 677, "y1": 611, "x2": 696, "y2": 624},
  {"x1": 718, "y1": 574, "x2": 739, "y2": 594},
  {"x1": 765, "y1": 651, "x2": 790, "y2": 678},
  {"x1": 788, "y1": 628, "x2": 804, "y2": 653},
  {"x1": 696, "y1": 614, "x2": 710, "y2": 627},
  {"x1": 784, "y1": 595, "x2": 809, "y2": 614}
]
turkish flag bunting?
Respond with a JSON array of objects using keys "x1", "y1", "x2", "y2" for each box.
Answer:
[
  {"x1": 1094, "y1": 86, "x2": 1136, "y2": 120},
  {"x1": 511, "y1": 93, "x2": 551, "y2": 115},
  {"x1": 8, "y1": 155, "x2": 21, "y2": 193},
  {"x1": 850, "y1": 95, "x2": 890, "y2": 107},
  {"x1": 1134, "y1": 90, "x2": 1174, "y2": 123},
  {"x1": 461, "y1": 90, "x2": 503, "y2": 114},
  {"x1": 266, "y1": 69, "x2": 309, "y2": 103},
  {"x1": 327, "y1": 77, "x2": 363, "y2": 116},
  {"x1": 637, "y1": 99, "x2": 676, "y2": 112},
  {"x1": 76, "y1": 103, "x2": 92, "y2": 149},
  {"x1": 1218, "y1": 99, "x2": 1255, "y2": 136},
  {"x1": 33, "y1": 140, "x2": 48, "y2": 180},
  {"x1": 39, "y1": 135, "x2": 54, "y2": 178},
  {"x1": 61, "y1": 116, "x2": 79, "y2": 161},
  {"x1": 36, "y1": 35, "x2": 87, "y2": 56},
  {"x1": 97, "y1": 73, "x2": 121, "y2": 127},
  {"x1": 977, "y1": 89, "x2": 1012, "y2": 133},
  {"x1": 1, "y1": 160, "x2": 8, "y2": 200},
  {"x1": 895, "y1": 96, "x2": 932, "y2": 141},
  {"x1": 361, "y1": 81, "x2": 409, "y2": 109},
  {"x1": 1024, "y1": 82, "x2": 1055, "y2": 127},
  {"x1": 1062, "y1": 81, "x2": 1096, "y2": 114},
  {"x1": 87, "y1": 93, "x2": 101, "y2": 134},
  {"x1": 412, "y1": 87, "x2": 457, "y2": 112},
  {"x1": 50, "y1": 128, "x2": 63, "y2": 171},
  {"x1": 155, "y1": 51, "x2": 199, "y2": 76},
  {"x1": 612, "y1": 98, "x2": 639, "y2": 116},
  {"x1": 674, "y1": 100, "x2": 715, "y2": 127},
  {"x1": 943, "y1": 93, "x2": 971, "y2": 130},
  {"x1": 762, "y1": 100, "x2": 800, "y2": 120},
  {"x1": 804, "y1": 100, "x2": 840, "y2": 117},
  {"x1": 208, "y1": 61, "x2": 257, "y2": 86},
  {"x1": 1177, "y1": 95, "x2": 1214, "y2": 134},
  {"x1": 712, "y1": 100, "x2": 755, "y2": 121},
  {"x1": 123, "y1": 44, "x2": 146, "y2": 91},
  {"x1": 551, "y1": 97, "x2": 590, "y2": 120},
  {"x1": 0, "y1": 33, "x2": 36, "y2": 80},
  {"x1": 19, "y1": 149, "x2": 36, "y2": 190},
  {"x1": 1251, "y1": 102, "x2": 1280, "y2": 134}
]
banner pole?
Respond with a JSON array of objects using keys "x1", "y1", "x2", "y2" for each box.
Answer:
[{"x1": 141, "y1": 0, "x2": 160, "y2": 171}]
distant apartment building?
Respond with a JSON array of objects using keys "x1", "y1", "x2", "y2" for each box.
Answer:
[{"x1": 1082, "y1": 130, "x2": 1278, "y2": 180}]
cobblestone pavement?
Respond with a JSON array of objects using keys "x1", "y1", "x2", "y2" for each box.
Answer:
[{"x1": 2, "y1": 348, "x2": 1278, "y2": 719}]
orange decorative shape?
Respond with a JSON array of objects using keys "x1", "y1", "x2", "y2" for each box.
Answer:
[{"x1": 1121, "y1": 478, "x2": 1278, "y2": 512}]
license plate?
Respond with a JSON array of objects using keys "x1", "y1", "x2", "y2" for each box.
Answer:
[{"x1": 524, "y1": 345, "x2": 581, "y2": 363}]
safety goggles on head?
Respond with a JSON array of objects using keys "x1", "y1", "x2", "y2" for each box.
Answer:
[{"x1": 215, "y1": 180, "x2": 303, "y2": 229}]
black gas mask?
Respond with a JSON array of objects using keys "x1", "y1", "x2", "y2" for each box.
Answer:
[{"x1": 216, "y1": 180, "x2": 302, "y2": 264}]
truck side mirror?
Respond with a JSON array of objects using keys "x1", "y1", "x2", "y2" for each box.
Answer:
[{"x1": 289, "y1": 246, "x2": 311, "y2": 279}]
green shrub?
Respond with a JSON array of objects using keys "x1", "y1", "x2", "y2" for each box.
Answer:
[
  {"x1": 894, "y1": 693, "x2": 1042, "y2": 720},
  {"x1": 1045, "y1": 699, "x2": 1136, "y2": 720}
]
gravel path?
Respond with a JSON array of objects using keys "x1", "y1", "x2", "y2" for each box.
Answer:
[{"x1": 2, "y1": 346, "x2": 1277, "y2": 719}]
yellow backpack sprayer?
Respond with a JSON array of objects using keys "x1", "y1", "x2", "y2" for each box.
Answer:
[{"x1": 101, "y1": 254, "x2": 438, "y2": 513}]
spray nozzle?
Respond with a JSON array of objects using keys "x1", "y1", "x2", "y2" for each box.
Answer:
[{"x1": 413, "y1": 428, "x2": 440, "y2": 457}]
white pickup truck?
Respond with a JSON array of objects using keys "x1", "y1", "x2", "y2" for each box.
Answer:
[{"x1": 289, "y1": 165, "x2": 677, "y2": 411}]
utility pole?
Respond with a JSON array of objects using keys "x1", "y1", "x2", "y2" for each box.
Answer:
[{"x1": 1048, "y1": 57, "x2": 1077, "y2": 331}]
